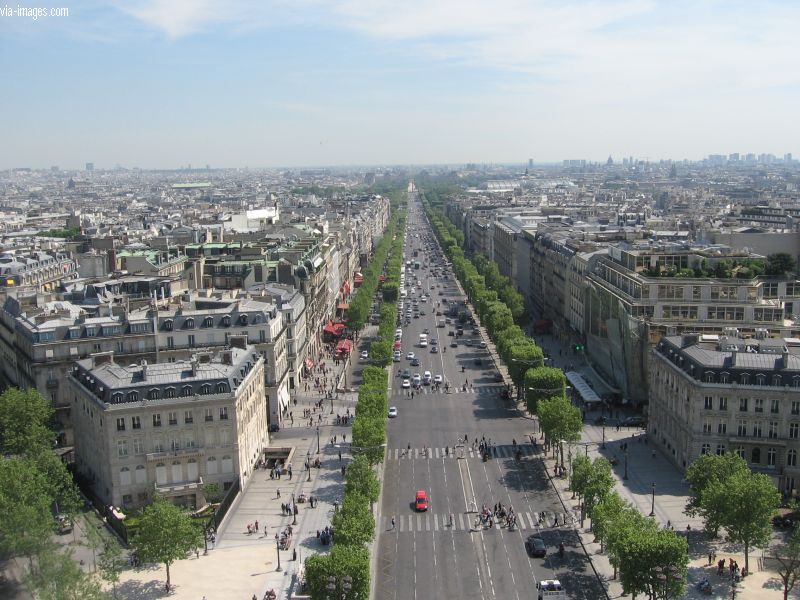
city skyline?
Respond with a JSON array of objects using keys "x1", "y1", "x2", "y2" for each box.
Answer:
[{"x1": 3, "y1": 0, "x2": 800, "y2": 169}]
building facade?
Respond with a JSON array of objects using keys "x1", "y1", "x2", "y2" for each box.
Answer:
[{"x1": 70, "y1": 343, "x2": 267, "y2": 510}]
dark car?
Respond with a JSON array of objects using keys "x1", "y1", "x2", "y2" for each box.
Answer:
[
  {"x1": 621, "y1": 416, "x2": 646, "y2": 427},
  {"x1": 269, "y1": 424, "x2": 280, "y2": 433},
  {"x1": 474, "y1": 358, "x2": 482, "y2": 366},
  {"x1": 450, "y1": 341, "x2": 458, "y2": 348},
  {"x1": 525, "y1": 536, "x2": 546, "y2": 557}
]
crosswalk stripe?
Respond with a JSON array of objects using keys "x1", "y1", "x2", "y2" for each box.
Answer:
[
  {"x1": 434, "y1": 447, "x2": 440, "y2": 459},
  {"x1": 425, "y1": 515, "x2": 430, "y2": 531},
  {"x1": 434, "y1": 514, "x2": 439, "y2": 531}
]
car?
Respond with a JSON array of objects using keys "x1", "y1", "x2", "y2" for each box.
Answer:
[
  {"x1": 525, "y1": 536, "x2": 547, "y2": 558},
  {"x1": 420, "y1": 309, "x2": 426, "y2": 316},
  {"x1": 396, "y1": 328, "x2": 403, "y2": 336},
  {"x1": 411, "y1": 358, "x2": 420, "y2": 367},
  {"x1": 465, "y1": 339, "x2": 473, "y2": 347},
  {"x1": 269, "y1": 423, "x2": 280, "y2": 433},
  {"x1": 401, "y1": 379, "x2": 411, "y2": 389},
  {"x1": 393, "y1": 340, "x2": 402, "y2": 349},
  {"x1": 415, "y1": 490, "x2": 429, "y2": 511},
  {"x1": 423, "y1": 328, "x2": 430, "y2": 334},
  {"x1": 402, "y1": 368, "x2": 411, "y2": 378},
  {"x1": 393, "y1": 352, "x2": 402, "y2": 362},
  {"x1": 388, "y1": 406, "x2": 398, "y2": 418},
  {"x1": 423, "y1": 371, "x2": 432, "y2": 384},
  {"x1": 621, "y1": 416, "x2": 646, "y2": 427},
  {"x1": 436, "y1": 310, "x2": 442, "y2": 316},
  {"x1": 430, "y1": 338, "x2": 438, "y2": 345},
  {"x1": 431, "y1": 345, "x2": 438, "y2": 353},
  {"x1": 448, "y1": 330, "x2": 454, "y2": 336},
  {"x1": 479, "y1": 341, "x2": 487, "y2": 349},
  {"x1": 450, "y1": 341, "x2": 458, "y2": 348},
  {"x1": 434, "y1": 374, "x2": 443, "y2": 384},
  {"x1": 406, "y1": 352, "x2": 416, "y2": 360},
  {"x1": 56, "y1": 514, "x2": 73, "y2": 535},
  {"x1": 412, "y1": 374, "x2": 422, "y2": 386},
  {"x1": 360, "y1": 350, "x2": 369, "y2": 360},
  {"x1": 419, "y1": 339, "x2": 427, "y2": 347}
]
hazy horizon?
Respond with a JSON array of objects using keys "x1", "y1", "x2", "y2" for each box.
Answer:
[{"x1": 3, "y1": 0, "x2": 799, "y2": 170}]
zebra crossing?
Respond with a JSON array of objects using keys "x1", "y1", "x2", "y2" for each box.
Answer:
[
  {"x1": 393, "y1": 384, "x2": 507, "y2": 397},
  {"x1": 388, "y1": 444, "x2": 537, "y2": 460},
  {"x1": 384, "y1": 510, "x2": 575, "y2": 533}
]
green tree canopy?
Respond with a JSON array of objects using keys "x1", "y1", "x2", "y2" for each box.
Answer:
[
  {"x1": 331, "y1": 492, "x2": 375, "y2": 547},
  {"x1": 537, "y1": 396, "x2": 582, "y2": 465},
  {"x1": 772, "y1": 527, "x2": 800, "y2": 600},
  {"x1": 767, "y1": 252, "x2": 796, "y2": 277},
  {"x1": 305, "y1": 544, "x2": 370, "y2": 600},
  {"x1": 524, "y1": 366, "x2": 566, "y2": 413},
  {"x1": 131, "y1": 499, "x2": 203, "y2": 588},
  {"x1": 0, "y1": 387, "x2": 56, "y2": 455},
  {"x1": 345, "y1": 454, "x2": 380, "y2": 504},
  {"x1": 685, "y1": 452, "x2": 749, "y2": 534}
]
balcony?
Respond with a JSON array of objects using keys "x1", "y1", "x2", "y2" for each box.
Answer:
[
  {"x1": 155, "y1": 476, "x2": 204, "y2": 496},
  {"x1": 46, "y1": 378, "x2": 59, "y2": 389},
  {"x1": 146, "y1": 447, "x2": 205, "y2": 462}
]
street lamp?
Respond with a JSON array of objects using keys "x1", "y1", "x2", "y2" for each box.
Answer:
[
  {"x1": 650, "y1": 482, "x2": 656, "y2": 517},
  {"x1": 316, "y1": 425, "x2": 320, "y2": 454},
  {"x1": 307, "y1": 450, "x2": 312, "y2": 482},
  {"x1": 623, "y1": 447, "x2": 629, "y2": 480},
  {"x1": 292, "y1": 492, "x2": 297, "y2": 525},
  {"x1": 276, "y1": 536, "x2": 282, "y2": 572},
  {"x1": 327, "y1": 574, "x2": 353, "y2": 599},
  {"x1": 601, "y1": 419, "x2": 606, "y2": 449}
]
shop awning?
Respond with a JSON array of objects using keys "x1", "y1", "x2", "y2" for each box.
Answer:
[
  {"x1": 304, "y1": 358, "x2": 314, "y2": 370},
  {"x1": 354, "y1": 273, "x2": 364, "y2": 287},
  {"x1": 565, "y1": 371, "x2": 602, "y2": 405},
  {"x1": 340, "y1": 280, "x2": 351, "y2": 295},
  {"x1": 323, "y1": 322, "x2": 345, "y2": 336},
  {"x1": 335, "y1": 339, "x2": 353, "y2": 354}
]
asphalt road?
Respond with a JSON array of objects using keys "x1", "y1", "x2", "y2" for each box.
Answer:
[{"x1": 373, "y1": 196, "x2": 604, "y2": 600}]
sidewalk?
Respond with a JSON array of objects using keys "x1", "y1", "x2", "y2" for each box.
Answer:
[{"x1": 111, "y1": 331, "x2": 370, "y2": 600}]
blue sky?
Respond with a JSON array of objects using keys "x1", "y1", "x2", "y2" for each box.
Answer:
[{"x1": 2, "y1": 0, "x2": 799, "y2": 169}]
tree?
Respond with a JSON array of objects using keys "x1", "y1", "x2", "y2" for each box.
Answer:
[
  {"x1": 571, "y1": 456, "x2": 614, "y2": 527},
  {"x1": 131, "y1": 499, "x2": 203, "y2": 589},
  {"x1": 591, "y1": 492, "x2": 633, "y2": 553},
  {"x1": 0, "y1": 387, "x2": 56, "y2": 455},
  {"x1": 705, "y1": 470, "x2": 780, "y2": 573},
  {"x1": 203, "y1": 482, "x2": 223, "y2": 504},
  {"x1": 331, "y1": 492, "x2": 375, "y2": 547},
  {"x1": 537, "y1": 396, "x2": 582, "y2": 467},
  {"x1": 25, "y1": 544, "x2": 107, "y2": 600},
  {"x1": 613, "y1": 526, "x2": 688, "y2": 600},
  {"x1": 524, "y1": 366, "x2": 566, "y2": 413},
  {"x1": 344, "y1": 455, "x2": 380, "y2": 506},
  {"x1": 772, "y1": 528, "x2": 800, "y2": 600},
  {"x1": 767, "y1": 253, "x2": 796, "y2": 277},
  {"x1": 98, "y1": 543, "x2": 125, "y2": 599},
  {"x1": 685, "y1": 452, "x2": 749, "y2": 535},
  {"x1": 305, "y1": 544, "x2": 370, "y2": 599}
]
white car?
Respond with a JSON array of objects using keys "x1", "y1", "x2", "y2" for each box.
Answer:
[
  {"x1": 406, "y1": 352, "x2": 416, "y2": 360},
  {"x1": 401, "y1": 379, "x2": 411, "y2": 389},
  {"x1": 419, "y1": 340, "x2": 428, "y2": 348},
  {"x1": 388, "y1": 407, "x2": 398, "y2": 418},
  {"x1": 393, "y1": 351, "x2": 402, "y2": 362},
  {"x1": 480, "y1": 341, "x2": 487, "y2": 349},
  {"x1": 434, "y1": 374, "x2": 443, "y2": 384},
  {"x1": 396, "y1": 328, "x2": 403, "y2": 337},
  {"x1": 360, "y1": 350, "x2": 369, "y2": 360},
  {"x1": 412, "y1": 374, "x2": 422, "y2": 386},
  {"x1": 423, "y1": 371, "x2": 432, "y2": 385}
]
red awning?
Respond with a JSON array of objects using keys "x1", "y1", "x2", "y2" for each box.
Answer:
[
  {"x1": 340, "y1": 280, "x2": 351, "y2": 296},
  {"x1": 323, "y1": 322, "x2": 345, "y2": 335},
  {"x1": 304, "y1": 358, "x2": 314, "y2": 369},
  {"x1": 335, "y1": 339, "x2": 353, "y2": 354}
]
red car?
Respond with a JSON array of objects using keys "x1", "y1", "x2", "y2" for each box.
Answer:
[
  {"x1": 415, "y1": 490, "x2": 429, "y2": 512},
  {"x1": 393, "y1": 341, "x2": 402, "y2": 350}
]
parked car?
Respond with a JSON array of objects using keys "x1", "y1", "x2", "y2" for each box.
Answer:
[
  {"x1": 525, "y1": 536, "x2": 546, "y2": 557},
  {"x1": 388, "y1": 406, "x2": 398, "y2": 418},
  {"x1": 621, "y1": 416, "x2": 646, "y2": 427}
]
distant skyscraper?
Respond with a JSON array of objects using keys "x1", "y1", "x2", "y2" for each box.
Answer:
[
  {"x1": 85, "y1": 162, "x2": 94, "y2": 171},
  {"x1": 729, "y1": 153, "x2": 740, "y2": 162},
  {"x1": 785, "y1": 153, "x2": 793, "y2": 163},
  {"x1": 528, "y1": 158, "x2": 533, "y2": 169}
]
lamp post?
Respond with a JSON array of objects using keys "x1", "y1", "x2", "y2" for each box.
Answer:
[
  {"x1": 601, "y1": 419, "x2": 606, "y2": 449},
  {"x1": 650, "y1": 482, "x2": 656, "y2": 517},
  {"x1": 275, "y1": 536, "x2": 282, "y2": 572},
  {"x1": 292, "y1": 492, "x2": 297, "y2": 525},
  {"x1": 623, "y1": 447, "x2": 629, "y2": 480},
  {"x1": 326, "y1": 574, "x2": 353, "y2": 599},
  {"x1": 307, "y1": 450, "x2": 312, "y2": 482},
  {"x1": 316, "y1": 425, "x2": 320, "y2": 454}
]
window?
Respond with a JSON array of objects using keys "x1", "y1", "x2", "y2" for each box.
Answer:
[
  {"x1": 737, "y1": 420, "x2": 747, "y2": 436},
  {"x1": 188, "y1": 334, "x2": 195, "y2": 346},
  {"x1": 769, "y1": 421, "x2": 779, "y2": 439},
  {"x1": 164, "y1": 319, "x2": 173, "y2": 331},
  {"x1": 720, "y1": 372, "x2": 730, "y2": 384},
  {"x1": 184, "y1": 431, "x2": 195, "y2": 448},
  {"x1": 128, "y1": 391, "x2": 139, "y2": 402},
  {"x1": 773, "y1": 375, "x2": 783, "y2": 387},
  {"x1": 756, "y1": 374, "x2": 766, "y2": 386},
  {"x1": 116, "y1": 417, "x2": 125, "y2": 431},
  {"x1": 117, "y1": 439, "x2": 128, "y2": 457},
  {"x1": 182, "y1": 385, "x2": 193, "y2": 397},
  {"x1": 170, "y1": 438, "x2": 180, "y2": 451},
  {"x1": 705, "y1": 372, "x2": 715, "y2": 383},
  {"x1": 771, "y1": 399, "x2": 780, "y2": 414},
  {"x1": 718, "y1": 422, "x2": 727, "y2": 434},
  {"x1": 768, "y1": 447, "x2": 777, "y2": 467},
  {"x1": 184, "y1": 410, "x2": 193, "y2": 424},
  {"x1": 131, "y1": 416, "x2": 141, "y2": 430},
  {"x1": 168, "y1": 411, "x2": 178, "y2": 426},
  {"x1": 788, "y1": 450, "x2": 797, "y2": 467},
  {"x1": 167, "y1": 336, "x2": 174, "y2": 349},
  {"x1": 216, "y1": 382, "x2": 228, "y2": 393},
  {"x1": 790, "y1": 423, "x2": 800, "y2": 439},
  {"x1": 701, "y1": 443, "x2": 711, "y2": 455},
  {"x1": 153, "y1": 438, "x2": 164, "y2": 453},
  {"x1": 702, "y1": 420, "x2": 712, "y2": 434},
  {"x1": 204, "y1": 408, "x2": 213, "y2": 422},
  {"x1": 122, "y1": 494, "x2": 133, "y2": 505},
  {"x1": 185, "y1": 318, "x2": 195, "y2": 329},
  {"x1": 148, "y1": 388, "x2": 160, "y2": 400},
  {"x1": 719, "y1": 397, "x2": 728, "y2": 411},
  {"x1": 200, "y1": 384, "x2": 211, "y2": 395},
  {"x1": 220, "y1": 429, "x2": 231, "y2": 446},
  {"x1": 111, "y1": 393, "x2": 123, "y2": 404},
  {"x1": 752, "y1": 448, "x2": 761, "y2": 463},
  {"x1": 152, "y1": 413, "x2": 162, "y2": 427},
  {"x1": 754, "y1": 398, "x2": 764, "y2": 413},
  {"x1": 716, "y1": 444, "x2": 726, "y2": 455},
  {"x1": 793, "y1": 401, "x2": 800, "y2": 416},
  {"x1": 204, "y1": 316, "x2": 214, "y2": 328},
  {"x1": 219, "y1": 407, "x2": 228, "y2": 421},
  {"x1": 704, "y1": 396, "x2": 713, "y2": 410},
  {"x1": 133, "y1": 438, "x2": 144, "y2": 455},
  {"x1": 741, "y1": 373, "x2": 750, "y2": 385},
  {"x1": 735, "y1": 446, "x2": 745, "y2": 459},
  {"x1": 739, "y1": 398, "x2": 748, "y2": 412},
  {"x1": 222, "y1": 315, "x2": 231, "y2": 327},
  {"x1": 753, "y1": 422, "x2": 763, "y2": 438}
]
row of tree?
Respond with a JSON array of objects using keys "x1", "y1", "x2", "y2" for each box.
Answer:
[{"x1": 306, "y1": 199, "x2": 407, "y2": 599}]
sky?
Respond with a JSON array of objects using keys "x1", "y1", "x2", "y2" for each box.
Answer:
[{"x1": 1, "y1": 0, "x2": 799, "y2": 170}]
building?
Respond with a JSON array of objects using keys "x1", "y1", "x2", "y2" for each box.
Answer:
[
  {"x1": 650, "y1": 332, "x2": 800, "y2": 496},
  {"x1": 0, "y1": 250, "x2": 78, "y2": 291},
  {"x1": 69, "y1": 342, "x2": 267, "y2": 510}
]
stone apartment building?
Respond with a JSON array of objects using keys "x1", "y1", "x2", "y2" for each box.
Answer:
[
  {"x1": 0, "y1": 250, "x2": 78, "y2": 291},
  {"x1": 70, "y1": 343, "x2": 266, "y2": 510},
  {"x1": 650, "y1": 332, "x2": 800, "y2": 496}
]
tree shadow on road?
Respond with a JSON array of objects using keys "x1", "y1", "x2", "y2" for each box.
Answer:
[{"x1": 115, "y1": 577, "x2": 172, "y2": 599}]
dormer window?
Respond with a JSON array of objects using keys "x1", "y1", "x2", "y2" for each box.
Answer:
[
  {"x1": 181, "y1": 385, "x2": 193, "y2": 397},
  {"x1": 112, "y1": 393, "x2": 123, "y2": 404},
  {"x1": 720, "y1": 372, "x2": 729, "y2": 384},
  {"x1": 222, "y1": 315, "x2": 231, "y2": 327},
  {"x1": 200, "y1": 384, "x2": 211, "y2": 395},
  {"x1": 164, "y1": 319, "x2": 173, "y2": 331},
  {"x1": 185, "y1": 318, "x2": 195, "y2": 329},
  {"x1": 148, "y1": 388, "x2": 161, "y2": 400},
  {"x1": 240, "y1": 314, "x2": 249, "y2": 325},
  {"x1": 204, "y1": 316, "x2": 213, "y2": 328},
  {"x1": 217, "y1": 382, "x2": 228, "y2": 393},
  {"x1": 127, "y1": 391, "x2": 139, "y2": 402},
  {"x1": 755, "y1": 374, "x2": 766, "y2": 386},
  {"x1": 740, "y1": 373, "x2": 750, "y2": 385}
]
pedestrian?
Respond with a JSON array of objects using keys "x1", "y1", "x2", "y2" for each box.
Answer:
[
  {"x1": 708, "y1": 552, "x2": 713, "y2": 565},
  {"x1": 255, "y1": 520, "x2": 259, "y2": 531},
  {"x1": 277, "y1": 489, "x2": 281, "y2": 498},
  {"x1": 391, "y1": 516, "x2": 396, "y2": 530}
]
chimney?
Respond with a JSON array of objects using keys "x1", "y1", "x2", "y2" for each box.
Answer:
[
  {"x1": 140, "y1": 359, "x2": 148, "y2": 381},
  {"x1": 783, "y1": 348, "x2": 790, "y2": 369},
  {"x1": 730, "y1": 348, "x2": 737, "y2": 366},
  {"x1": 190, "y1": 357, "x2": 199, "y2": 376}
]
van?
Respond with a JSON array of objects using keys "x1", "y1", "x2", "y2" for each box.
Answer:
[{"x1": 437, "y1": 319, "x2": 446, "y2": 328}]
